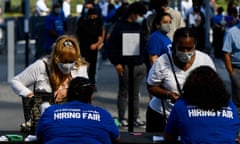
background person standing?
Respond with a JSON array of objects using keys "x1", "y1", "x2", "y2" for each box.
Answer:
[
  {"x1": 222, "y1": 22, "x2": 240, "y2": 108},
  {"x1": 42, "y1": 2, "x2": 65, "y2": 57},
  {"x1": 76, "y1": 8, "x2": 105, "y2": 91},
  {"x1": 107, "y1": 2, "x2": 147, "y2": 129},
  {"x1": 62, "y1": 0, "x2": 71, "y2": 18}
]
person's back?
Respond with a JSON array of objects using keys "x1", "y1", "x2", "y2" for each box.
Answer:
[
  {"x1": 37, "y1": 101, "x2": 118, "y2": 144},
  {"x1": 164, "y1": 66, "x2": 240, "y2": 143},
  {"x1": 211, "y1": 6, "x2": 225, "y2": 58},
  {"x1": 36, "y1": 77, "x2": 120, "y2": 144},
  {"x1": 167, "y1": 99, "x2": 239, "y2": 143}
]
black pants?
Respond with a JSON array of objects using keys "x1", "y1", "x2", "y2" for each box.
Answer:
[
  {"x1": 85, "y1": 52, "x2": 98, "y2": 85},
  {"x1": 146, "y1": 106, "x2": 166, "y2": 132}
]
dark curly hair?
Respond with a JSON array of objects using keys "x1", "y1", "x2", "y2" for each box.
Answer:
[
  {"x1": 182, "y1": 66, "x2": 230, "y2": 111},
  {"x1": 67, "y1": 77, "x2": 94, "y2": 103}
]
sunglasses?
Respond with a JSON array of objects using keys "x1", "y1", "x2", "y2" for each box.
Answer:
[{"x1": 63, "y1": 40, "x2": 73, "y2": 47}]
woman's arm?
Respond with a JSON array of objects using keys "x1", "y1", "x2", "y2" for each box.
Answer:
[
  {"x1": 224, "y1": 52, "x2": 233, "y2": 76},
  {"x1": 147, "y1": 84, "x2": 179, "y2": 102},
  {"x1": 10, "y1": 60, "x2": 45, "y2": 97}
]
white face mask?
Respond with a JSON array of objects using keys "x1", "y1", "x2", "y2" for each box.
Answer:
[
  {"x1": 160, "y1": 23, "x2": 171, "y2": 33},
  {"x1": 175, "y1": 50, "x2": 195, "y2": 63},
  {"x1": 135, "y1": 16, "x2": 144, "y2": 24},
  {"x1": 57, "y1": 63, "x2": 75, "y2": 74}
]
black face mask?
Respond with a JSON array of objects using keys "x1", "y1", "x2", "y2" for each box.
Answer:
[{"x1": 87, "y1": 18, "x2": 97, "y2": 24}]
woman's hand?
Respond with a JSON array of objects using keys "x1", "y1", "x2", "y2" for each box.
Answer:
[
  {"x1": 167, "y1": 91, "x2": 180, "y2": 103},
  {"x1": 54, "y1": 88, "x2": 67, "y2": 103},
  {"x1": 26, "y1": 92, "x2": 34, "y2": 98}
]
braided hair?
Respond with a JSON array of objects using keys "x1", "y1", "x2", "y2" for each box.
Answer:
[{"x1": 172, "y1": 27, "x2": 197, "y2": 50}]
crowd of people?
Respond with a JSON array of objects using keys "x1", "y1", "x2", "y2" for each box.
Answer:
[{"x1": 8, "y1": 0, "x2": 240, "y2": 143}]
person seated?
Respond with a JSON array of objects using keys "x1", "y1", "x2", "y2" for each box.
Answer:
[
  {"x1": 36, "y1": 77, "x2": 120, "y2": 144},
  {"x1": 163, "y1": 66, "x2": 240, "y2": 143}
]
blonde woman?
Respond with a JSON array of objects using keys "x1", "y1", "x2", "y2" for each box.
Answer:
[{"x1": 10, "y1": 35, "x2": 88, "y2": 132}]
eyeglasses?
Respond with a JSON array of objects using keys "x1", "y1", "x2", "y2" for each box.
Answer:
[{"x1": 63, "y1": 40, "x2": 73, "y2": 47}]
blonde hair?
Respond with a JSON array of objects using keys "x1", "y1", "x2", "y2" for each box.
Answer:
[{"x1": 49, "y1": 35, "x2": 88, "y2": 90}]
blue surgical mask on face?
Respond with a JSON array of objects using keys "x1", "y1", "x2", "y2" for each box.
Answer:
[
  {"x1": 175, "y1": 50, "x2": 195, "y2": 63},
  {"x1": 136, "y1": 16, "x2": 144, "y2": 24},
  {"x1": 57, "y1": 62, "x2": 75, "y2": 74}
]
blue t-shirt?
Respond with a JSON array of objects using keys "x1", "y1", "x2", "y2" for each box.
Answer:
[
  {"x1": 211, "y1": 14, "x2": 224, "y2": 27},
  {"x1": 164, "y1": 99, "x2": 240, "y2": 144},
  {"x1": 222, "y1": 24, "x2": 240, "y2": 67},
  {"x1": 147, "y1": 31, "x2": 172, "y2": 57},
  {"x1": 36, "y1": 101, "x2": 119, "y2": 144},
  {"x1": 44, "y1": 12, "x2": 65, "y2": 51}
]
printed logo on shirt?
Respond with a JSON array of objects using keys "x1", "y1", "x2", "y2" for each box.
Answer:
[
  {"x1": 54, "y1": 108, "x2": 101, "y2": 121},
  {"x1": 187, "y1": 106, "x2": 233, "y2": 119}
]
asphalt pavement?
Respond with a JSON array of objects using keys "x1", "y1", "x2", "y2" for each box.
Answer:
[{"x1": 0, "y1": 40, "x2": 231, "y2": 132}]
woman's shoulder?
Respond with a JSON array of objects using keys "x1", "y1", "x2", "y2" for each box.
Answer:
[
  {"x1": 195, "y1": 50, "x2": 208, "y2": 56},
  {"x1": 195, "y1": 50, "x2": 214, "y2": 62},
  {"x1": 28, "y1": 57, "x2": 48, "y2": 68}
]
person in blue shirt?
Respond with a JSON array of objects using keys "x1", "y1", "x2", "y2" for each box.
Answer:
[
  {"x1": 43, "y1": 2, "x2": 65, "y2": 56},
  {"x1": 36, "y1": 77, "x2": 120, "y2": 144},
  {"x1": 222, "y1": 22, "x2": 240, "y2": 109},
  {"x1": 147, "y1": 12, "x2": 172, "y2": 65},
  {"x1": 164, "y1": 66, "x2": 240, "y2": 144}
]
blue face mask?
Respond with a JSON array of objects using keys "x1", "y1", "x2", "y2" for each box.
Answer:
[{"x1": 135, "y1": 16, "x2": 144, "y2": 24}]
